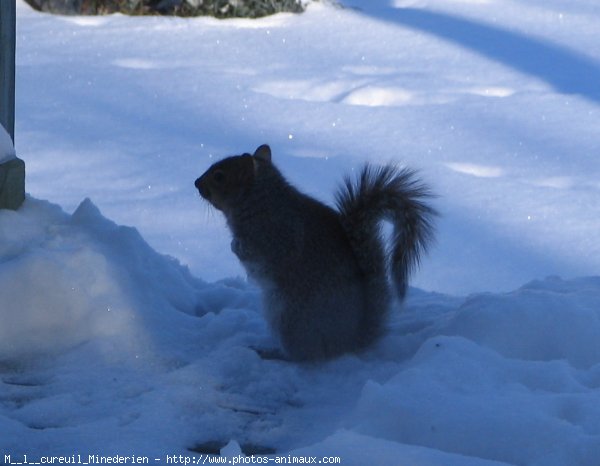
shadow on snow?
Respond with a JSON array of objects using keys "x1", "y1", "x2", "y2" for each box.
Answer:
[{"x1": 358, "y1": 6, "x2": 600, "y2": 104}]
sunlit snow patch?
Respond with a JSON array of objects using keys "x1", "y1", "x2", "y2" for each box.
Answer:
[
  {"x1": 531, "y1": 176, "x2": 574, "y2": 189},
  {"x1": 252, "y1": 78, "x2": 366, "y2": 103},
  {"x1": 113, "y1": 58, "x2": 161, "y2": 70},
  {"x1": 59, "y1": 16, "x2": 111, "y2": 27},
  {"x1": 467, "y1": 87, "x2": 515, "y2": 97},
  {"x1": 445, "y1": 162, "x2": 505, "y2": 178},
  {"x1": 342, "y1": 86, "x2": 414, "y2": 107}
]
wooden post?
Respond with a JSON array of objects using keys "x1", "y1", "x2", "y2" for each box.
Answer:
[
  {"x1": 0, "y1": 0, "x2": 25, "y2": 211},
  {"x1": 1, "y1": 1, "x2": 16, "y2": 141}
]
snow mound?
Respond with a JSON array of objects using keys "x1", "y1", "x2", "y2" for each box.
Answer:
[
  {"x1": 0, "y1": 198, "x2": 205, "y2": 361},
  {"x1": 2, "y1": 199, "x2": 600, "y2": 465},
  {"x1": 442, "y1": 277, "x2": 600, "y2": 369}
]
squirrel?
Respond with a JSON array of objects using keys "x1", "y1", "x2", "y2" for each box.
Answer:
[{"x1": 194, "y1": 145, "x2": 436, "y2": 361}]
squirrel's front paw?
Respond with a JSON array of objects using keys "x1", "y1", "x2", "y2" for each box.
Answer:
[
  {"x1": 231, "y1": 238, "x2": 257, "y2": 261},
  {"x1": 231, "y1": 238, "x2": 243, "y2": 258}
]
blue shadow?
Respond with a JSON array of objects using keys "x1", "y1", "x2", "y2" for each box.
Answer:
[{"x1": 360, "y1": 7, "x2": 600, "y2": 103}]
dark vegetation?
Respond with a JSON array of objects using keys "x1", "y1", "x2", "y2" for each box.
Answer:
[{"x1": 24, "y1": 0, "x2": 305, "y2": 18}]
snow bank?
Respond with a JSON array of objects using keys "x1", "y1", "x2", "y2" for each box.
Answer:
[
  {"x1": 2, "y1": 198, "x2": 600, "y2": 464},
  {"x1": 0, "y1": 197, "x2": 205, "y2": 361},
  {"x1": 442, "y1": 277, "x2": 600, "y2": 369},
  {"x1": 353, "y1": 335, "x2": 600, "y2": 465},
  {"x1": 0, "y1": 198, "x2": 270, "y2": 455}
]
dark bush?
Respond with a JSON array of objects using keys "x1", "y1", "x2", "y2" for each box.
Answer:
[{"x1": 24, "y1": 0, "x2": 306, "y2": 18}]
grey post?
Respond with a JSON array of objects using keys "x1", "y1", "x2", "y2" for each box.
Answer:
[{"x1": 0, "y1": 0, "x2": 25, "y2": 211}]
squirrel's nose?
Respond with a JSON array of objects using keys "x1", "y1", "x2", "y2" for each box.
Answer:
[{"x1": 195, "y1": 177, "x2": 210, "y2": 200}]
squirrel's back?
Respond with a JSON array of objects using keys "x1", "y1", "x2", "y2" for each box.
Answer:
[{"x1": 195, "y1": 145, "x2": 436, "y2": 361}]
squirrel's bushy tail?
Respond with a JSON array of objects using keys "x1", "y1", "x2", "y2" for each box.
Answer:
[{"x1": 336, "y1": 164, "x2": 437, "y2": 344}]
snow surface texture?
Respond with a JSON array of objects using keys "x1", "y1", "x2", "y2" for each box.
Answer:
[
  {"x1": 15, "y1": 0, "x2": 600, "y2": 295},
  {"x1": 3, "y1": 0, "x2": 600, "y2": 463},
  {"x1": 3, "y1": 198, "x2": 600, "y2": 463}
]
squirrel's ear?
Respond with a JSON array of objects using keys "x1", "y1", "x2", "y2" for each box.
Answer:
[{"x1": 253, "y1": 144, "x2": 271, "y2": 163}]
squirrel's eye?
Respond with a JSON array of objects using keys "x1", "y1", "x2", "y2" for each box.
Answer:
[{"x1": 213, "y1": 170, "x2": 225, "y2": 184}]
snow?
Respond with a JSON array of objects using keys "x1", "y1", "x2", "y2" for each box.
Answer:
[
  {"x1": 2, "y1": 0, "x2": 600, "y2": 463},
  {"x1": 0, "y1": 125, "x2": 15, "y2": 163},
  {"x1": 15, "y1": 0, "x2": 600, "y2": 295}
]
